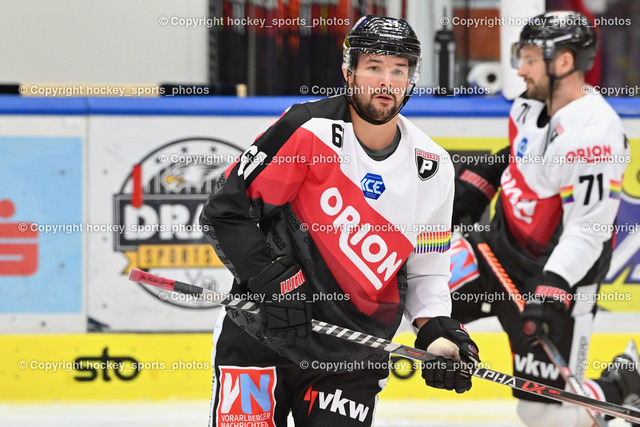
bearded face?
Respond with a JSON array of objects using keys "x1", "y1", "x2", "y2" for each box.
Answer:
[{"x1": 347, "y1": 53, "x2": 410, "y2": 123}]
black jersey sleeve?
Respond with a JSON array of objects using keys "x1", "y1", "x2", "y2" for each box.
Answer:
[{"x1": 199, "y1": 103, "x2": 312, "y2": 283}]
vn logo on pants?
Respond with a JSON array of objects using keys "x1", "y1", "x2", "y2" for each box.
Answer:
[{"x1": 217, "y1": 366, "x2": 277, "y2": 427}]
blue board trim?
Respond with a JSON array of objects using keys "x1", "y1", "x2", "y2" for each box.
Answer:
[{"x1": 0, "y1": 94, "x2": 638, "y2": 117}]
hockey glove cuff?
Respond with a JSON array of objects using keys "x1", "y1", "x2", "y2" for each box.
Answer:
[
  {"x1": 452, "y1": 146, "x2": 509, "y2": 225},
  {"x1": 522, "y1": 271, "x2": 572, "y2": 346},
  {"x1": 247, "y1": 256, "x2": 312, "y2": 340},
  {"x1": 452, "y1": 174, "x2": 495, "y2": 225}
]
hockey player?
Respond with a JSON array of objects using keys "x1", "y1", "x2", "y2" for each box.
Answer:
[
  {"x1": 449, "y1": 11, "x2": 637, "y2": 427},
  {"x1": 199, "y1": 15, "x2": 480, "y2": 426}
]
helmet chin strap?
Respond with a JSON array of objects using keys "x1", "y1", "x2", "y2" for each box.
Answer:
[
  {"x1": 545, "y1": 59, "x2": 577, "y2": 116},
  {"x1": 543, "y1": 60, "x2": 576, "y2": 152},
  {"x1": 343, "y1": 70, "x2": 414, "y2": 125}
]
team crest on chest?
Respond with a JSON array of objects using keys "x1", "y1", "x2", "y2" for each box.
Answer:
[
  {"x1": 549, "y1": 123, "x2": 564, "y2": 143},
  {"x1": 415, "y1": 149, "x2": 439, "y2": 180}
]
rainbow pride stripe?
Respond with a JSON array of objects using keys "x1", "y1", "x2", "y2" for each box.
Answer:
[
  {"x1": 414, "y1": 230, "x2": 451, "y2": 254},
  {"x1": 609, "y1": 180, "x2": 622, "y2": 199},
  {"x1": 560, "y1": 186, "x2": 574, "y2": 204}
]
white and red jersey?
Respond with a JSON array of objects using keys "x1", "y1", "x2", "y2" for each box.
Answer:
[
  {"x1": 496, "y1": 89, "x2": 629, "y2": 286},
  {"x1": 200, "y1": 96, "x2": 454, "y2": 365}
]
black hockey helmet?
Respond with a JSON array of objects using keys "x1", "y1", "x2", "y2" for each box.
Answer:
[
  {"x1": 342, "y1": 15, "x2": 422, "y2": 125},
  {"x1": 511, "y1": 11, "x2": 597, "y2": 72},
  {"x1": 343, "y1": 15, "x2": 422, "y2": 84}
]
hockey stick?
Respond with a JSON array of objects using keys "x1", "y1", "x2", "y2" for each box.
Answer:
[
  {"x1": 540, "y1": 337, "x2": 606, "y2": 426},
  {"x1": 475, "y1": 239, "x2": 606, "y2": 426},
  {"x1": 476, "y1": 242, "x2": 525, "y2": 312},
  {"x1": 128, "y1": 268, "x2": 640, "y2": 423}
]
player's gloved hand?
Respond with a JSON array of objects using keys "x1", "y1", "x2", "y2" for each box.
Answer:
[
  {"x1": 452, "y1": 147, "x2": 508, "y2": 226},
  {"x1": 415, "y1": 317, "x2": 480, "y2": 393},
  {"x1": 247, "y1": 256, "x2": 312, "y2": 340},
  {"x1": 522, "y1": 272, "x2": 572, "y2": 346},
  {"x1": 452, "y1": 175, "x2": 494, "y2": 225}
]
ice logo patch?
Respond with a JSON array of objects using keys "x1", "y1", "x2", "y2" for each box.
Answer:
[
  {"x1": 360, "y1": 173, "x2": 385, "y2": 200},
  {"x1": 516, "y1": 138, "x2": 528, "y2": 158}
]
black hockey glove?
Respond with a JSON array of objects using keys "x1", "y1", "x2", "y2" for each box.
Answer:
[
  {"x1": 452, "y1": 146, "x2": 509, "y2": 226},
  {"x1": 247, "y1": 256, "x2": 312, "y2": 340},
  {"x1": 415, "y1": 317, "x2": 480, "y2": 394},
  {"x1": 452, "y1": 177, "x2": 493, "y2": 225},
  {"x1": 522, "y1": 272, "x2": 572, "y2": 346}
]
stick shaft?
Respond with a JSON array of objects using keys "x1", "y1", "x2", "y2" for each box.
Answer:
[
  {"x1": 128, "y1": 268, "x2": 640, "y2": 423},
  {"x1": 540, "y1": 337, "x2": 589, "y2": 396},
  {"x1": 201, "y1": 289, "x2": 261, "y2": 314},
  {"x1": 540, "y1": 338, "x2": 606, "y2": 427},
  {"x1": 476, "y1": 242, "x2": 524, "y2": 312}
]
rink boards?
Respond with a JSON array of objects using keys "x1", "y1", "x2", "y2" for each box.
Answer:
[{"x1": 2, "y1": 331, "x2": 640, "y2": 401}]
